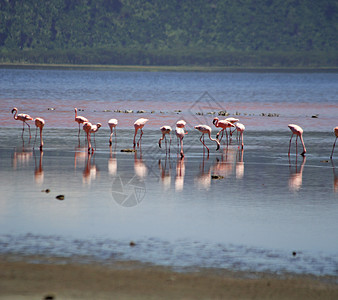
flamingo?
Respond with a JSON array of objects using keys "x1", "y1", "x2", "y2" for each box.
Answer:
[
  {"x1": 212, "y1": 117, "x2": 235, "y2": 144},
  {"x1": 225, "y1": 117, "x2": 239, "y2": 136},
  {"x1": 175, "y1": 127, "x2": 187, "y2": 158},
  {"x1": 90, "y1": 123, "x2": 102, "y2": 149},
  {"x1": 108, "y1": 118, "x2": 118, "y2": 146},
  {"x1": 159, "y1": 126, "x2": 172, "y2": 155},
  {"x1": 133, "y1": 118, "x2": 149, "y2": 148},
  {"x1": 11, "y1": 107, "x2": 33, "y2": 138},
  {"x1": 330, "y1": 126, "x2": 338, "y2": 159},
  {"x1": 236, "y1": 122, "x2": 245, "y2": 149},
  {"x1": 194, "y1": 125, "x2": 220, "y2": 154},
  {"x1": 288, "y1": 124, "x2": 306, "y2": 156},
  {"x1": 83, "y1": 122, "x2": 93, "y2": 153},
  {"x1": 34, "y1": 117, "x2": 45, "y2": 150},
  {"x1": 74, "y1": 108, "x2": 88, "y2": 137}
]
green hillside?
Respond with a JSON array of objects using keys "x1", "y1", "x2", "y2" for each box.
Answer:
[{"x1": 0, "y1": 0, "x2": 337, "y2": 67}]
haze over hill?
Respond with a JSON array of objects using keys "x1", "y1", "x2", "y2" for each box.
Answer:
[{"x1": 0, "y1": 0, "x2": 337, "y2": 67}]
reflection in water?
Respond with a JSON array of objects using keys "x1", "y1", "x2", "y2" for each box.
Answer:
[
  {"x1": 12, "y1": 142, "x2": 32, "y2": 170},
  {"x1": 158, "y1": 158, "x2": 171, "y2": 190},
  {"x1": 175, "y1": 157, "x2": 185, "y2": 191},
  {"x1": 212, "y1": 148, "x2": 236, "y2": 179},
  {"x1": 83, "y1": 153, "x2": 98, "y2": 185},
  {"x1": 236, "y1": 149, "x2": 244, "y2": 179},
  {"x1": 108, "y1": 144, "x2": 117, "y2": 176},
  {"x1": 74, "y1": 143, "x2": 87, "y2": 169},
  {"x1": 331, "y1": 160, "x2": 338, "y2": 193},
  {"x1": 288, "y1": 156, "x2": 306, "y2": 192},
  {"x1": 195, "y1": 154, "x2": 211, "y2": 190},
  {"x1": 34, "y1": 150, "x2": 44, "y2": 185},
  {"x1": 134, "y1": 148, "x2": 147, "y2": 179}
]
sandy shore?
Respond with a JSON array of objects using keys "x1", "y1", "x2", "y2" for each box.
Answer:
[{"x1": 0, "y1": 255, "x2": 337, "y2": 300}]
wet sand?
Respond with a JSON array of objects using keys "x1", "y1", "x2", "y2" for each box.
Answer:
[{"x1": 1, "y1": 255, "x2": 337, "y2": 300}]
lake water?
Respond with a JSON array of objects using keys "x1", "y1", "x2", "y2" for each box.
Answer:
[{"x1": 0, "y1": 68, "x2": 338, "y2": 276}]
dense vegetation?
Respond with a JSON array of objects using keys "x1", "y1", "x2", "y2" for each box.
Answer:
[{"x1": 0, "y1": 0, "x2": 337, "y2": 67}]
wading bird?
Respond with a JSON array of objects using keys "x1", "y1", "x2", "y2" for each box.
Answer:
[
  {"x1": 108, "y1": 118, "x2": 118, "y2": 146},
  {"x1": 225, "y1": 117, "x2": 239, "y2": 136},
  {"x1": 83, "y1": 122, "x2": 93, "y2": 153},
  {"x1": 34, "y1": 117, "x2": 45, "y2": 150},
  {"x1": 175, "y1": 127, "x2": 187, "y2": 158},
  {"x1": 194, "y1": 125, "x2": 220, "y2": 154},
  {"x1": 74, "y1": 108, "x2": 88, "y2": 137},
  {"x1": 235, "y1": 122, "x2": 245, "y2": 149},
  {"x1": 11, "y1": 107, "x2": 33, "y2": 138},
  {"x1": 330, "y1": 126, "x2": 338, "y2": 159},
  {"x1": 133, "y1": 118, "x2": 149, "y2": 148},
  {"x1": 90, "y1": 123, "x2": 102, "y2": 149},
  {"x1": 288, "y1": 124, "x2": 306, "y2": 156},
  {"x1": 212, "y1": 117, "x2": 236, "y2": 144},
  {"x1": 159, "y1": 126, "x2": 172, "y2": 155}
]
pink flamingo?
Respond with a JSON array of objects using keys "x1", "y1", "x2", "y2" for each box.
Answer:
[
  {"x1": 34, "y1": 117, "x2": 45, "y2": 150},
  {"x1": 133, "y1": 118, "x2": 149, "y2": 148},
  {"x1": 175, "y1": 127, "x2": 187, "y2": 158},
  {"x1": 74, "y1": 108, "x2": 88, "y2": 137},
  {"x1": 11, "y1": 107, "x2": 33, "y2": 138},
  {"x1": 159, "y1": 126, "x2": 172, "y2": 155},
  {"x1": 330, "y1": 126, "x2": 338, "y2": 159},
  {"x1": 108, "y1": 118, "x2": 118, "y2": 146},
  {"x1": 194, "y1": 125, "x2": 220, "y2": 154},
  {"x1": 83, "y1": 122, "x2": 93, "y2": 153},
  {"x1": 236, "y1": 122, "x2": 245, "y2": 149},
  {"x1": 225, "y1": 117, "x2": 239, "y2": 136},
  {"x1": 212, "y1": 117, "x2": 236, "y2": 144},
  {"x1": 288, "y1": 124, "x2": 306, "y2": 156},
  {"x1": 90, "y1": 123, "x2": 102, "y2": 149}
]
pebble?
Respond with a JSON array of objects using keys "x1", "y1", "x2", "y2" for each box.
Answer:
[
  {"x1": 137, "y1": 110, "x2": 146, "y2": 113},
  {"x1": 56, "y1": 195, "x2": 65, "y2": 200},
  {"x1": 130, "y1": 241, "x2": 136, "y2": 247},
  {"x1": 211, "y1": 175, "x2": 224, "y2": 179},
  {"x1": 121, "y1": 149, "x2": 136, "y2": 152}
]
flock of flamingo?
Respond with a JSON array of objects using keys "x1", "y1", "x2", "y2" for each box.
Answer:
[{"x1": 11, "y1": 107, "x2": 338, "y2": 159}]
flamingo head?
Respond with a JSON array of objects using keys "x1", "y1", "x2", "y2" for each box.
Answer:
[
  {"x1": 212, "y1": 117, "x2": 219, "y2": 125},
  {"x1": 97, "y1": 123, "x2": 102, "y2": 129},
  {"x1": 11, "y1": 107, "x2": 17, "y2": 114}
]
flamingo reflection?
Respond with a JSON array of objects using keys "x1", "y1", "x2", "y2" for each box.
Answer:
[
  {"x1": 34, "y1": 150, "x2": 44, "y2": 184},
  {"x1": 211, "y1": 148, "x2": 236, "y2": 179},
  {"x1": 83, "y1": 153, "x2": 98, "y2": 185},
  {"x1": 74, "y1": 143, "x2": 87, "y2": 169},
  {"x1": 195, "y1": 153, "x2": 211, "y2": 190},
  {"x1": 288, "y1": 155, "x2": 306, "y2": 192},
  {"x1": 12, "y1": 142, "x2": 33, "y2": 170},
  {"x1": 175, "y1": 157, "x2": 185, "y2": 191},
  {"x1": 159, "y1": 158, "x2": 171, "y2": 190},
  {"x1": 236, "y1": 148, "x2": 244, "y2": 179},
  {"x1": 108, "y1": 143, "x2": 117, "y2": 176},
  {"x1": 331, "y1": 160, "x2": 338, "y2": 193},
  {"x1": 134, "y1": 148, "x2": 147, "y2": 179}
]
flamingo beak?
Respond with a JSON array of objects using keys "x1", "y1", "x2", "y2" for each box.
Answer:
[
  {"x1": 158, "y1": 140, "x2": 162, "y2": 148},
  {"x1": 216, "y1": 144, "x2": 220, "y2": 151}
]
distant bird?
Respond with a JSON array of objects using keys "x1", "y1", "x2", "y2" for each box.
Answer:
[
  {"x1": 74, "y1": 108, "x2": 88, "y2": 137},
  {"x1": 195, "y1": 125, "x2": 220, "y2": 154},
  {"x1": 159, "y1": 126, "x2": 172, "y2": 155},
  {"x1": 212, "y1": 117, "x2": 235, "y2": 144},
  {"x1": 175, "y1": 127, "x2": 187, "y2": 158},
  {"x1": 83, "y1": 122, "x2": 93, "y2": 153},
  {"x1": 11, "y1": 107, "x2": 33, "y2": 138},
  {"x1": 90, "y1": 123, "x2": 102, "y2": 149},
  {"x1": 288, "y1": 124, "x2": 306, "y2": 156},
  {"x1": 235, "y1": 122, "x2": 245, "y2": 149},
  {"x1": 108, "y1": 118, "x2": 118, "y2": 146},
  {"x1": 133, "y1": 118, "x2": 149, "y2": 148},
  {"x1": 34, "y1": 117, "x2": 45, "y2": 150},
  {"x1": 330, "y1": 126, "x2": 338, "y2": 159}
]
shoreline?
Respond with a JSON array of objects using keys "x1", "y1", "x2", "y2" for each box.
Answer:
[
  {"x1": 1, "y1": 254, "x2": 337, "y2": 300},
  {"x1": 1, "y1": 62, "x2": 338, "y2": 73}
]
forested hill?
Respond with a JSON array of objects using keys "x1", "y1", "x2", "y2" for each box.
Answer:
[{"x1": 0, "y1": 0, "x2": 337, "y2": 67}]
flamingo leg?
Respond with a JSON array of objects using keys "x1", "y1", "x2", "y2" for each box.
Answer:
[
  {"x1": 331, "y1": 137, "x2": 337, "y2": 159},
  {"x1": 133, "y1": 128, "x2": 138, "y2": 148},
  {"x1": 137, "y1": 129, "x2": 143, "y2": 147},
  {"x1": 295, "y1": 135, "x2": 298, "y2": 155},
  {"x1": 78, "y1": 123, "x2": 81, "y2": 137},
  {"x1": 40, "y1": 127, "x2": 43, "y2": 150},
  {"x1": 34, "y1": 126, "x2": 38, "y2": 147},
  {"x1": 200, "y1": 134, "x2": 209, "y2": 153}
]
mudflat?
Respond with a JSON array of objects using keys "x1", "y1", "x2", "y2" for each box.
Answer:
[{"x1": 0, "y1": 255, "x2": 337, "y2": 300}]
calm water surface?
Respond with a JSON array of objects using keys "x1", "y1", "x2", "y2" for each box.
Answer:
[{"x1": 0, "y1": 68, "x2": 338, "y2": 276}]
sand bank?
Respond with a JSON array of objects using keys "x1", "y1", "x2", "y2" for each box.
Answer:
[{"x1": 0, "y1": 255, "x2": 337, "y2": 300}]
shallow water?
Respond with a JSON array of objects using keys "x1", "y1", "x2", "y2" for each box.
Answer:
[
  {"x1": 0, "y1": 127, "x2": 338, "y2": 275},
  {"x1": 1, "y1": 68, "x2": 338, "y2": 276}
]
